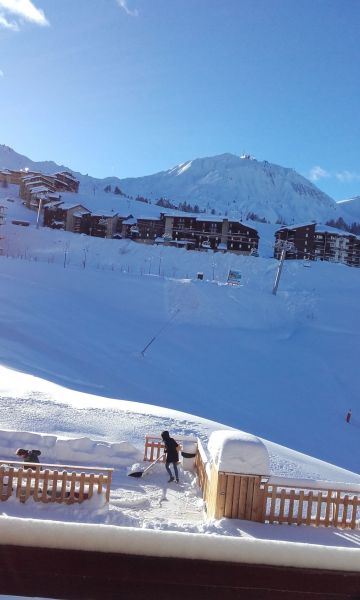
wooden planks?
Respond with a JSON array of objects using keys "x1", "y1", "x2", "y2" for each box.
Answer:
[
  {"x1": 262, "y1": 484, "x2": 360, "y2": 530},
  {"x1": 0, "y1": 462, "x2": 113, "y2": 505}
]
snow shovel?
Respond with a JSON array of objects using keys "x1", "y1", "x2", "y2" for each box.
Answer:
[{"x1": 128, "y1": 454, "x2": 165, "y2": 478}]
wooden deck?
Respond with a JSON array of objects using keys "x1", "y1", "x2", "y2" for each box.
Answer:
[{"x1": 0, "y1": 544, "x2": 359, "y2": 599}]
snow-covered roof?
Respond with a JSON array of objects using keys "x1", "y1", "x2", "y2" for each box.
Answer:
[
  {"x1": 278, "y1": 222, "x2": 359, "y2": 240},
  {"x1": 30, "y1": 186, "x2": 50, "y2": 194},
  {"x1": 277, "y1": 223, "x2": 316, "y2": 231},
  {"x1": 208, "y1": 431, "x2": 270, "y2": 475},
  {"x1": 195, "y1": 216, "x2": 223, "y2": 223},
  {"x1": 138, "y1": 216, "x2": 161, "y2": 221},
  {"x1": 315, "y1": 224, "x2": 358, "y2": 238},
  {"x1": 92, "y1": 212, "x2": 117, "y2": 218},
  {"x1": 44, "y1": 201, "x2": 63, "y2": 209},
  {"x1": 22, "y1": 174, "x2": 45, "y2": 181},
  {"x1": 55, "y1": 171, "x2": 77, "y2": 180},
  {"x1": 123, "y1": 218, "x2": 137, "y2": 225},
  {"x1": 59, "y1": 203, "x2": 90, "y2": 212},
  {"x1": 73, "y1": 210, "x2": 89, "y2": 217}
]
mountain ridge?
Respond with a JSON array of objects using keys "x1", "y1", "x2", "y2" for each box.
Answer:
[{"x1": 1, "y1": 144, "x2": 359, "y2": 225}]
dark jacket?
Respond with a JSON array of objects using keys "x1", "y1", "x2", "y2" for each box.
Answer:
[
  {"x1": 163, "y1": 437, "x2": 179, "y2": 463},
  {"x1": 23, "y1": 450, "x2": 41, "y2": 464}
]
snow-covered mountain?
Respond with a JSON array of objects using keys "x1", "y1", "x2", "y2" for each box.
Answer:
[
  {"x1": 2, "y1": 144, "x2": 359, "y2": 225},
  {"x1": 119, "y1": 154, "x2": 340, "y2": 224},
  {"x1": 336, "y1": 196, "x2": 360, "y2": 223}
]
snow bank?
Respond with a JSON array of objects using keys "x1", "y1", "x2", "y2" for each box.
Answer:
[
  {"x1": 268, "y1": 476, "x2": 360, "y2": 494},
  {"x1": 0, "y1": 429, "x2": 142, "y2": 468},
  {"x1": 208, "y1": 430, "x2": 270, "y2": 475},
  {"x1": 1, "y1": 515, "x2": 359, "y2": 573}
]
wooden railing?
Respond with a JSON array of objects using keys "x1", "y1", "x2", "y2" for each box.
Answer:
[
  {"x1": 194, "y1": 441, "x2": 208, "y2": 497},
  {"x1": 144, "y1": 438, "x2": 360, "y2": 529},
  {"x1": 193, "y1": 445, "x2": 360, "y2": 529},
  {"x1": 263, "y1": 481, "x2": 360, "y2": 529},
  {"x1": 143, "y1": 436, "x2": 166, "y2": 462},
  {"x1": 143, "y1": 434, "x2": 197, "y2": 462},
  {"x1": 0, "y1": 460, "x2": 113, "y2": 504}
]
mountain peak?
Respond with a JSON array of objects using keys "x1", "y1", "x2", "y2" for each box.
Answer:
[{"x1": 119, "y1": 153, "x2": 337, "y2": 224}]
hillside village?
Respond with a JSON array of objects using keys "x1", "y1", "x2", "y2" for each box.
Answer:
[
  {"x1": 1, "y1": 166, "x2": 360, "y2": 268},
  {"x1": 0, "y1": 157, "x2": 360, "y2": 597}
]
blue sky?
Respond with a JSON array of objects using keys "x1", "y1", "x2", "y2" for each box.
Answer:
[{"x1": 0, "y1": 0, "x2": 359, "y2": 200}]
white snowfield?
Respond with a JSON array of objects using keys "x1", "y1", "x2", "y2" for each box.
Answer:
[{"x1": 0, "y1": 185, "x2": 360, "y2": 569}]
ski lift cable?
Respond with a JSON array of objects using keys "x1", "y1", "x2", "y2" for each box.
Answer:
[{"x1": 140, "y1": 308, "x2": 180, "y2": 357}]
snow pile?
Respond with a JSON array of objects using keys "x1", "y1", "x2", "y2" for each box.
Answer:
[
  {"x1": 208, "y1": 430, "x2": 270, "y2": 475},
  {"x1": 0, "y1": 429, "x2": 142, "y2": 467}
]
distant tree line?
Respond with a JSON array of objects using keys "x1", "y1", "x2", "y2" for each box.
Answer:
[
  {"x1": 103, "y1": 184, "x2": 127, "y2": 196},
  {"x1": 325, "y1": 216, "x2": 360, "y2": 235},
  {"x1": 246, "y1": 212, "x2": 269, "y2": 223},
  {"x1": 155, "y1": 198, "x2": 203, "y2": 213}
]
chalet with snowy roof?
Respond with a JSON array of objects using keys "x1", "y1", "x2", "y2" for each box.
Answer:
[
  {"x1": 136, "y1": 215, "x2": 165, "y2": 242},
  {"x1": 121, "y1": 217, "x2": 140, "y2": 239},
  {"x1": 0, "y1": 169, "x2": 39, "y2": 186},
  {"x1": 225, "y1": 219, "x2": 259, "y2": 253},
  {"x1": 53, "y1": 171, "x2": 79, "y2": 193},
  {"x1": 88, "y1": 213, "x2": 118, "y2": 238},
  {"x1": 166, "y1": 214, "x2": 197, "y2": 238},
  {"x1": 121, "y1": 213, "x2": 259, "y2": 254},
  {"x1": 20, "y1": 171, "x2": 79, "y2": 198},
  {"x1": 20, "y1": 175, "x2": 57, "y2": 206},
  {"x1": 274, "y1": 223, "x2": 360, "y2": 267},
  {"x1": 44, "y1": 203, "x2": 91, "y2": 233},
  {"x1": 162, "y1": 214, "x2": 259, "y2": 253},
  {"x1": 26, "y1": 186, "x2": 55, "y2": 211},
  {"x1": 20, "y1": 173, "x2": 55, "y2": 188}
]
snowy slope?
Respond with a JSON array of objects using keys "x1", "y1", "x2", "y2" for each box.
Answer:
[
  {"x1": 0, "y1": 189, "x2": 359, "y2": 476},
  {"x1": 1, "y1": 366, "x2": 360, "y2": 559}
]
